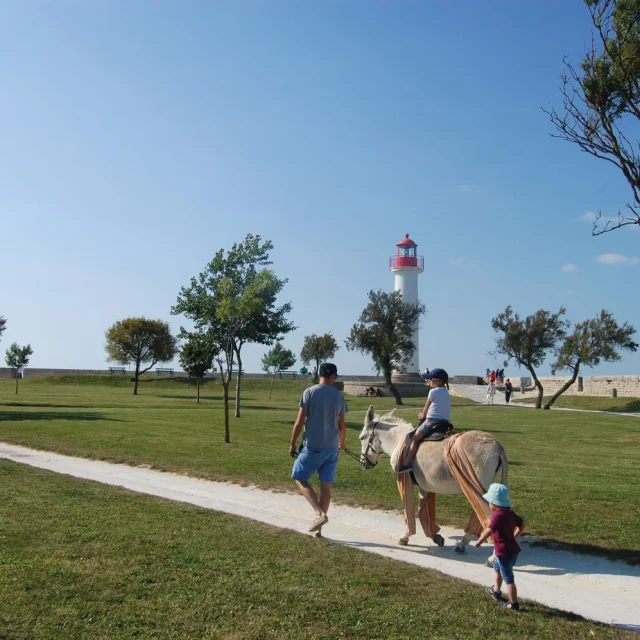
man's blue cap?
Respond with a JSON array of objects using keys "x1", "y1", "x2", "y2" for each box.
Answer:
[{"x1": 425, "y1": 368, "x2": 449, "y2": 384}]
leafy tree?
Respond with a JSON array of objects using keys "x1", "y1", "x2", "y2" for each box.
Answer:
[
  {"x1": 491, "y1": 306, "x2": 569, "y2": 409},
  {"x1": 179, "y1": 332, "x2": 218, "y2": 403},
  {"x1": 261, "y1": 342, "x2": 296, "y2": 399},
  {"x1": 300, "y1": 334, "x2": 339, "y2": 382},
  {"x1": 345, "y1": 290, "x2": 425, "y2": 405},
  {"x1": 5, "y1": 343, "x2": 33, "y2": 395},
  {"x1": 545, "y1": 310, "x2": 638, "y2": 409},
  {"x1": 172, "y1": 234, "x2": 294, "y2": 441},
  {"x1": 545, "y1": 0, "x2": 640, "y2": 235},
  {"x1": 0, "y1": 317, "x2": 6, "y2": 343},
  {"x1": 105, "y1": 317, "x2": 177, "y2": 395}
]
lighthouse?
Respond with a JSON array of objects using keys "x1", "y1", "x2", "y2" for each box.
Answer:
[{"x1": 389, "y1": 234, "x2": 424, "y2": 379}]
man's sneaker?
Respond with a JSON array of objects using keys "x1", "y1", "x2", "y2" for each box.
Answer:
[
  {"x1": 503, "y1": 601, "x2": 520, "y2": 611},
  {"x1": 397, "y1": 465, "x2": 413, "y2": 474}
]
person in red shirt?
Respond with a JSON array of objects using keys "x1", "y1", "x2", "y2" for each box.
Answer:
[{"x1": 475, "y1": 483, "x2": 525, "y2": 611}]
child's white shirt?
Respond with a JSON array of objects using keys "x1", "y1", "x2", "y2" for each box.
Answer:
[{"x1": 427, "y1": 386, "x2": 451, "y2": 420}]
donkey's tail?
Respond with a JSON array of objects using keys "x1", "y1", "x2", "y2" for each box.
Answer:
[{"x1": 496, "y1": 443, "x2": 509, "y2": 486}]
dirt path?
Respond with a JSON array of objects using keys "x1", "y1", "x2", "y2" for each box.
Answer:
[{"x1": 1, "y1": 442, "x2": 637, "y2": 631}]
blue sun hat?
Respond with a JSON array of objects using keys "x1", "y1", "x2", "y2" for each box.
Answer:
[{"x1": 483, "y1": 483, "x2": 511, "y2": 508}]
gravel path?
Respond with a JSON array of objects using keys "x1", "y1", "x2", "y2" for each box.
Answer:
[{"x1": 1, "y1": 443, "x2": 638, "y2": 631}]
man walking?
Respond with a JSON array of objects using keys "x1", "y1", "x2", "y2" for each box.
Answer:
[{"x1": 289, "y1": 362, "x2": 347, "y2": 536}]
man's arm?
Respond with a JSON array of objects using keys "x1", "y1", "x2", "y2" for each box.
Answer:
[
  {"x1": 338, "y1": 413, "x2": 346, "y2": 450},
  {"x1": 289, "y1": 408, "x2": 308, "y2": 458}
]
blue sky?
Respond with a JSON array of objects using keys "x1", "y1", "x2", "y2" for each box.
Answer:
[{"x1": 1, "y1": 0, "x2": 639, "y2": 377}]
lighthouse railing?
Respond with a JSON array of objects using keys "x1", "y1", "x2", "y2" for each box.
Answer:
[{"x1": 389, "y1": 256, "x2": 424, "y2": 270}]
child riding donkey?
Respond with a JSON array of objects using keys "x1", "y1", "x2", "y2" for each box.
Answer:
[{"x1": 397, "y1": 368, "x2": 452, "y2": 474}]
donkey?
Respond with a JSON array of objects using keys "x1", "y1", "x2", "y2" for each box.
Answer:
[{"x1": 359, "y1": 405, "x2": 508, "y2": 553}]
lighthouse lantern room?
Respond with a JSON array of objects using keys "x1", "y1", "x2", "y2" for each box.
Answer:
[{"x1": 389, "y1": 233, "x2": 424, "y2": 378}]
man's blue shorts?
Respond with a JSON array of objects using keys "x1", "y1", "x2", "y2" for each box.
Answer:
[
  {"x1": 292, "y1": 446, "x2": 340, "y2": 484},
  {"x1": 493, "y1": 553, "x2": 519, "y2": 585}
]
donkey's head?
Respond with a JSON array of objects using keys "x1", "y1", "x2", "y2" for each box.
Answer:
[{"x1": 358, "y1": 405, "x2": 385, "y2": 469}]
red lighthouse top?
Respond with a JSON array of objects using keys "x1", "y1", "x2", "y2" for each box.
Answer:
[{"x1": 389, "y1": 234, "x2": 424, "y2": 270}]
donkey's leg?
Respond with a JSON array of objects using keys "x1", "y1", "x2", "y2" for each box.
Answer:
[
  {"x1": 455, "y1": 512, "x2": 483, "y2": 553},
  {"x1": 455, "y1": 533, "x2": 473, "y2": 553},
  {"x1": 419, "y1": 492, "x2": 445, "y2": 547}
]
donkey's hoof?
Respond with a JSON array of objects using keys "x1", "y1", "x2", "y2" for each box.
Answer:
[
  {"x1": 432, "y1": 534, "x2": 445, "y2": 547},
  {"x1": 454, "y1": 545, "x2": 465, "y2": 554},
  {"x1": 398, "y1": 536, "x2": 409, "y2": 546}
]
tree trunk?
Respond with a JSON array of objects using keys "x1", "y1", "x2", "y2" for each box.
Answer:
[
  {"x1": 222, "y1": 376, "x2": 230, "y2": 443},
  {"x1": 133, "y1": 361, "x2": 140, "y2": 395},
  {"x1": 269, "y1": 372, "x2": 276, "y2": 399},
  {"x1": 313, "y1": 358, "x2": 320, "y2": 384},
  {"x1": 234, "y1": 348, "x2": 242, "y2": 418},
  {"x1": 543, "y1": 362, "x2": 580, "y2": 410},
  {"x1": 196, "y1": 378, "x2": 200, "y2": 403},
  {"x1": 529, "y1": 368, "x2": 543, "y2": 409},
  {"x1": 15, "y1": 369, "x2": 19, "y2": 395},
  {"x1": 385, "y1": 372, "x2": 403, "y2": 405}
]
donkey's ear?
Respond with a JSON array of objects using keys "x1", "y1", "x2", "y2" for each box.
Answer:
[{"x1": 365, "y1": 404, "x2": 376, "y2": 425}]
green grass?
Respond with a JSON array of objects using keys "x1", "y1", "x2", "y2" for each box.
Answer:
[
  {"x1": 515, "y1": 395, "x2": 640, "y2": 413},
  {"x1": 0, "y1": 460, "x2": 633, "y2": 640},
  {"x1": 1, "y1": 377, "x2": 639, "y2": 560}
]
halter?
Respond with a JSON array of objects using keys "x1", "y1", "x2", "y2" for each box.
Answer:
[{"x1": 344, "y1": 420, "x2": 382, "y2": 469}]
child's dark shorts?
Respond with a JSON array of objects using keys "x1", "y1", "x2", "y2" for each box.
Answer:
[{"x1": 493, "y1": 553, "x2": 519, "y2": 585}]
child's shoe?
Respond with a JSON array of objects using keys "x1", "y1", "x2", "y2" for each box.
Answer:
[
  {"x1": 396, "y1": 464, "x2": 413, "y2": 474},
  {"x1": 486, "y1": 586, "x2": 505, "y2": 602}
]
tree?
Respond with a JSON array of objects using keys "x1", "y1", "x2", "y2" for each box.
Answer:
[
  {"x1": 105, "y1": 318, "x2": 177, "y2": 395},
  {"x1": 544, "y1": 309, "x2": 638, "y2": 409},
  {"x1": 5, "y1": 343, "x2": 33, "y2": 394},
  {"x1": 345, "y1": 290, "x2": 425, "y2": 405},
  {"x1": 172, "y1": 234, "x2": 294, "y2": 441},
  {"x1": 179, "y1": 332, "x2": 218, "y2": 403},
  {"x1": 0, "y1": 317, "x2": 6, "y2": 343},
  {"x1": 491, "y1": 306, "x2": 569, "y2": 409},
  {"x1": 261, "y1": 342, "x2": 296, "y2": 399},
  {"x1": 300, "y1": 334, "x2": 339, "y2": 382},
  {"x1": 545, "y1": 0, "x2": 640, "y2": 235}
]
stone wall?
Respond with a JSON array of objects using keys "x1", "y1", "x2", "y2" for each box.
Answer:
[{"x1": 536, "y1": 375, "x2": 640, "y2": 398}]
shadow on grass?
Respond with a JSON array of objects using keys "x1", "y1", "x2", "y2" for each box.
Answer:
[
  {"x1": 0, "y1": 411, "x2": 122, "y2": 423},
  {"x1": 0, "y1": 402, "x2": 91, "y2": 409}
]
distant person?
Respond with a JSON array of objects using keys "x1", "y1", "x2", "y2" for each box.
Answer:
[
  {"x1": 423, "y1": 367, "x2": 430, "y2": 380},
  {"x1": 504, "y1": 379, "x2": 513, "y2": 404},
  {"x1": 499, "y1": 369, "x2": 505, "y2": 384},
  {"x1": 476, "y1": 484, "x2": 525, "y2": 612},
  {"x1": 490, "y1": 370, "x2": 496, "y2": 384},
  {"x1": 289, "y1": 363, "x2": 347, "y2": 536},
  {"x1": 485, "y1": 368, "x2": 491, "y2": 379},
  {"x1": 397, "y1": 368, "x2": 451, "y2": 474}
]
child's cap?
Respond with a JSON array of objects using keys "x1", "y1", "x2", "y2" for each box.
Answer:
[
  {"x1": 483, "y1": 483, "x2": 511, "y2": 508},
  {"x1": 425, "y1": 368, "x2": 449, "y2": 384}
]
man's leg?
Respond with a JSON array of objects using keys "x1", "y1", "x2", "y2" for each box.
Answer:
[
  {"x1": 319, "y1": 482, "x2": 332, "y2": 515},
  {"x1": 295, "y1": 480, "x2": 324, "y2": 518}
]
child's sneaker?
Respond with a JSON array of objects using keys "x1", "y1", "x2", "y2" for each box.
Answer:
[
  {"x1": 486, "y1": 586, "x2": 505, "y2": 602},
  {"x1": 397, "y1": 465, "x2": 413, "y2": 474},
  {"x1": 503, "y1": 601, "x2": 520, "y2": 611}
]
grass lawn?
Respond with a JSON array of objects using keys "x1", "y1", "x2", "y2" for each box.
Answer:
[
  {"x1": 0, "y1": 460, "x2": 634, "y2": 640},
  {"x1": 514, "y1": 395, "x2": 640, "y2": 413},
  {"x1": 1, "y1": 376, "x2": 639, "y2": 560}
]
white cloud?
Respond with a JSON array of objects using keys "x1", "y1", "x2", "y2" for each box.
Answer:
[
  {"x1": 580, "y1": 211, "x2": 598, "y2": 222},
  {"x1": 596, "y1": 253, "x2": 639, "y2": 266},
  {"x1": 561, "y1": 263, "x2": 578, "y2": 272}
]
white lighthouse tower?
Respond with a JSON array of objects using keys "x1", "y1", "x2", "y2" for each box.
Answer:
[{"x1": 389, "y1": 233, "x2": 424, "y2": 380}]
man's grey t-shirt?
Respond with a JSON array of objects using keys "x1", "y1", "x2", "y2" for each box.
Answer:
[{"x1": 300, "y1": 384, "x2": 348, "y2": 449}]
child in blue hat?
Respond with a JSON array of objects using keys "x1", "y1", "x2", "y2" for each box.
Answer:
[{"x1": 475, "y1": 483, "x2": 525, "y2": 611}]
